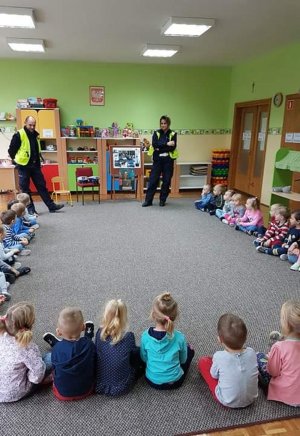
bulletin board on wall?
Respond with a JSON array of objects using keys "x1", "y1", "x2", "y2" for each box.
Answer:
[{"x1": 109, "y1": 145, "x2": 143, "y2": 177}]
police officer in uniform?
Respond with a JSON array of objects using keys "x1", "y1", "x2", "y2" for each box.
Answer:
[
  {"x1": 142, "y1": 115, "x2": 178, "y2": 207},
  {"x1": 8, "y1": 116, "x2": 64, "y2": 214}
]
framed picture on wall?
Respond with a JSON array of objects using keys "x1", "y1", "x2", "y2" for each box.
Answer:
[{"x1": 89, "y1": 86, "x2": 105, "y2": 106}]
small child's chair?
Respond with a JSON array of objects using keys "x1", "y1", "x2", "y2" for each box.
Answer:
[
  {"x1": 51, "y1": 176, "x2": 73, "y2": 206},
  {"x1": 75, "y1": 167, "x2": 100, "y2": 205}
]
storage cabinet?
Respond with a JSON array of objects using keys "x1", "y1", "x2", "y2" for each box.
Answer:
[
  {"x1": 60, "y1": 137, "x2": 104, "y2": 193},
  {"x1": 175, "y1": 162, "x2": 211, "y2": 191}
]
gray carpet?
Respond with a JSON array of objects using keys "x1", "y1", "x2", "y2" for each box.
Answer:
[{"x1": 0, "y1": 198, "x2": 299, "y2": 436}]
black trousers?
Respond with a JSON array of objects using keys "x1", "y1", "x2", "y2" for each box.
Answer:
[
  {"x1": 145, "y1": 157, "x2": 174, "y2": 203},
  {"x1": 17, "y1": 164, "x2": 55, "y2": 213}
]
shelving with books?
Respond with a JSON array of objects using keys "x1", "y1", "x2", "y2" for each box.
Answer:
[{"x1": 211, "y1": 149, "x2": 230, "y2": 187}]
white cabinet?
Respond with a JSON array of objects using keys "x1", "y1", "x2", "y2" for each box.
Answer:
[{"x1": 176, "y1": 162, "x2": 211, "y2": 190}]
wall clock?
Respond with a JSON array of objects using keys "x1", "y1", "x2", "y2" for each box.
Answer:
[{"x1": 273, "y1": 92, "x2": 283, "y2": 107}]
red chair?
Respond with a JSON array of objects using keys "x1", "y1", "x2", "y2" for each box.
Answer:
[{"x1": 75, "y1": 167, "x2": 100, "y2": 205}]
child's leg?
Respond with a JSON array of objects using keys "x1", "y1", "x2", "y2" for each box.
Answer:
[
  {"x1": 130, "y1": 347, "x2": 146, "y2": 378},
  {"x1": 215, "y1": 209, "x2": 223, "y2": 219},
  {"x1": 181, "y1": 344, "x2": 195, "y2": 374},
  {"x1": 198, "y1": 356, "x2": 219, "y2": 401}
]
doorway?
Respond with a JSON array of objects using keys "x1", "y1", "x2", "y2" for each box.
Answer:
[{"x1": 229, "y1": 99, "x2": 271, "y2": 198}]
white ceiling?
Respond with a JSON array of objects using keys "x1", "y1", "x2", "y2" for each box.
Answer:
[{"x1": 0, "y1": 0, "x2": 300, "y2": 66}]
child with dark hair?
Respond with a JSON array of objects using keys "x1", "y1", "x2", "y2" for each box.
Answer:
[
  {"x1": 198, "y1": 313, "x2": 258, "y2": 408},
  {"x1": 207, "y1": 184, "x2": 225, "y2": 216},
  {"x1": 0, "y1": 210, "x2": 31, "y2": 255}
]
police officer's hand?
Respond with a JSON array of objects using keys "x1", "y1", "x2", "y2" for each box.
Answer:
[
  {"x1": 167, "y1": 141, "x2": 175, "y2": 146},
  {"x1": 20, "y1": 238, "x2": 29, "y2": 246}
]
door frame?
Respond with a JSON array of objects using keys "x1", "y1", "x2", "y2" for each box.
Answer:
[{"x1": 228, "y1": 98, "x2": 271, "y2": 197}]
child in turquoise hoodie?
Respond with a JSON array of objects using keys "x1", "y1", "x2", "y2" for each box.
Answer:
[{"x1": 140, "y1": 292, "x2": 194, "y2": 390}]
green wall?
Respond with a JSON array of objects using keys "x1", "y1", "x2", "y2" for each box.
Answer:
[
  {"x1": 0, "y1": 60, "x2": 231, "y2": 130},
  {"x1": 229, "y1": 42, "x2": 300, "y2": 128}
]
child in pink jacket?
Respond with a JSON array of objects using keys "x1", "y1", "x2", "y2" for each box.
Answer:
[{"x1": 235, "y1": 197, "x2": 264, "y2": 235}]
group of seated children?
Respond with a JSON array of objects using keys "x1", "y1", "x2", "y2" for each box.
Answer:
[
  {"x1": 0, "y1": 292, "x2": 299, "y2": 408},
  {"x1": 194, "y1": 184, "x2": 300, "y2": 271},
  {"x1": 0, "y1": 193, "x2": 38, "y2": 305}
]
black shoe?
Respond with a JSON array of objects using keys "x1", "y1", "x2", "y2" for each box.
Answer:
[
  {"x1": 5, "y1": 272, "x2": 16, "y2": 284},
  {"x1": 43, "y1": 332, "x2": 60, "y2": 347},
  {"x1": 159, "y1": 201, "x2": 166, "y2": 207},
  {"x1": 49, "y1": 203, "x2": 64, "y2": 213},
  {"x1": 85, "y1": 321, "x2": 94, "y2": 339},
  {"x1": 142, "y1": 201, "x2": 152, "y2": 207},
  {"x1": 209, "y1": 210, "x2": 215, "y2": 216}
]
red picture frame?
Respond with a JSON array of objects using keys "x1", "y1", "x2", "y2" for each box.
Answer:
[{"x1": 89, "y1": 86, "x2": 105, "y2": 106}]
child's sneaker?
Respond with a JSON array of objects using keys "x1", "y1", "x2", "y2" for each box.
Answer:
[
  {"x1": 256, "y1": 246, "x2": 267, "y2": 254},
  {"x1": 43, "y1": 332, "x2": 60, "y2": 347},
  {"x1": 222, "y1": 218, "x2": 228, "y2": 224},
  {"x1": 229, "y1": 222, "x2": 235, "y2": 227},
  {"x1": 85, "y1": 321, "x2": 94, "y2": 339},
  {"x1": 290, "y1": 262, "x2": 300, "y2": 271},
  {"x1": 31, "y1": 224, "x2": 40, "y2": 230},
  {"x1": 269, "y1": 330, "x2": 283, "y2": 348},
  {"x1": 280, "y1": 253, "x2": 288, "y2": 261},
  {"x1": 19, "y1": 249, "x2": 31, "y2": 256}
]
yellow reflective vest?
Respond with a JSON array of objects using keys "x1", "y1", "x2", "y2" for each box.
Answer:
[
  {"x1": 148, "y1": 130, "x2": 179, "y2": 159},
  {"x1": 14, "y1": 128, "x2": 41, "y2": 165}
]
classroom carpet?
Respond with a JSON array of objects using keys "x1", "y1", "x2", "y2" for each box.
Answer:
[{"x1": 0, "y1": 198, "x2": 299, "y2": 436}]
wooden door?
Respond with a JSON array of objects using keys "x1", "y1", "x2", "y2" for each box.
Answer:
[{"x1": 229, "y1": 99, "x2": 271, "y2": 198}]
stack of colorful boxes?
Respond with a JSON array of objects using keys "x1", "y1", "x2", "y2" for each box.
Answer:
[{"x1": 211, "y1": 149, "x2": 230, "y2": 187}]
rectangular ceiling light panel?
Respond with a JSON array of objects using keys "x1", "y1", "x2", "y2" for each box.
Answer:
[
  {"x1": 162, "y1": 17, "x2": 215, "y2": 37},
  {"x1": 7, "y1": 38, "x2": 45, "y2": 53},
  {"x1": 0, "y1": 7, "x2": 35, "y2": 28},
  {"x1": 142, "y1": 44, "x2": 179, "y2": 58}
]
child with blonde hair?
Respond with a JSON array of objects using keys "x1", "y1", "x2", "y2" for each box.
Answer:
[
  {"x1": 0, "y1": 302, "x2": 46, "y2": 402},
  {"x1": 255, "y1": 205, "x2": 289, "y2": 253},
  {"x1": 0, "y1": 210, "x2": 31, "y2": 255},
  {"x1": 222, "y1": 193, "x2": 245, "y2": 226},
  {"x1": 198, "y1": 313, "x2": 258, "y2": 408},
  {"x1": 11, "y1": 202, "x2": 35, "y2": 241},
  {"x1": 215, "y1": 189, "x2": 234, "y2": 220},
  {"x1": 257, "y1": 300, "x2": 300, "y2": 406},
  {"x1": 140, "y1": 292, "x2": 194, "y2": 389},
  {"x1": 235, "y1": 197, "x2": 264, "y2": 235},
  {"x1": 16, "y1": 192, "x2": 39, "y2": 228},
  {"x1": 43, "y1": 307, "x2": 96, "y2": 401},
  {"x1": 95, "y1": 299, "x2": 143, "y2": 396},
  {"x1": 207, "y1": 184, "x2": 225, "y2": 216},
  {"x1": 194, "y1": 184, "x2": 214, "y2": 211}
]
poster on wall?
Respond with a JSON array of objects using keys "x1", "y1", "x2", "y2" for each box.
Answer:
[
  {"x1": 112, "y1": 147, "x2": 141, "y2": 169},
  {"x1": 89, "y1": 86, "x2": 105, "y2": 106}
]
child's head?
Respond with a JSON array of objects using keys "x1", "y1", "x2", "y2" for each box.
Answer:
[
  {"x1": 0, "y1": 302, "x2": 35, "y2": 347},
  {"x1": 274, "y1": 205, "x2": 290, "y2": 223},
  {"x1": 269, "y1": 203, "x2": 282, "y2": 217},
  {"x1": 290, "y1": 210, "x2": 300, "y2": 228},
  {"x1": 11, "y1": 202, "x2": 26, "y2": 218},
  {"x1": 280, "y1": 300, "x2": 300, "y2": 337},
  {"x1": 56, "y1": 307, "x2": 85, "y2": 340},
  {"x1": 232, "y1": 193, "x2": 242, "y2": 205},
  {"x1": 246, "y1": 197, "x2": 260, "y2": 210},
  {"x1": 213, "y1": 184, "x2": 224, "y2": 196},
  {"x1": 202, "y1": 184, "x2": 211, "y2": 194},
  {"x1": 16, "y1": 192, "x2": 30, "y2": 207},
  {"x1": 224, "y1": 189, "x2": 234, "y2": 201},
  {"x1": 100, "y1": 299, "x2": 128, "y2": 344},
  {"x1": 150, "y1": 292, "x2": 178, "y2": 335},
  {"x1": 0, "y1": 209, "x2": 16, "y2": 226},
  {"x1": 7, "y1": 199, "x2": 19, "y2": 210},
  {"x1": 217, "y1": 313, "x2": 247, "y2": 350}
]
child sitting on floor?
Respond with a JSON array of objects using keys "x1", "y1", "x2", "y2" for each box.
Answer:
[
  {"x1": 207, "y1": 184, "x2": 225, "y2": 216},
  {"x1": 235, "y1": 197, "x2": 264, "y2": 235},
  {"x1": 140, "y1": 292, "x2": 194, "y2": 390},
  {"x1": 10, "y1": 203, "x2": 35, "y2": 241},
  {"x1": 0, "y1": 302, "x2": 46, "y2": 402},
  {"x1": 16, "y1": 193, "x2": 39, "y2": 229},
  {"x1": 198, "y1": 313, "x2": 258, "y2": 408},
  {"x1": 222, "y1": 193, "x2": 245, "y2": 226},
  {"x1": 0, "y1": 210, "x2": 31, "y2": 256},
  {"x1": 215, "y1": 189, "x2": 234, "y2": 220},
  {"x1": 255, "y1": 205, "x2": 289, "y2": 254},
  {"x1": 257, "y1": 300, "x2": 300, "y2": 406},
  {"x1": 43, "y1": 307, "x2": 96, "y2": 401},
  {"x1": 95, "y1": 299, "x2": 143, "y2": 396},
  {"x1": 194, "y1": 184, "x2": 214, "y2": 211}
]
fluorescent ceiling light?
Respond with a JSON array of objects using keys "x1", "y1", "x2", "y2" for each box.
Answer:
[
  {"x1": 142, "y1": 44, "x2": 179, "y2": 58},
  {"x1": 162, "y1": 17, "x2": 215, "y2": 37},
  {"x1": 7, "y1": 38, "x2": 45, "y2": 53},
  {"x1": 0, "y1": 7, "x2": 35, "y2": 28}
]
